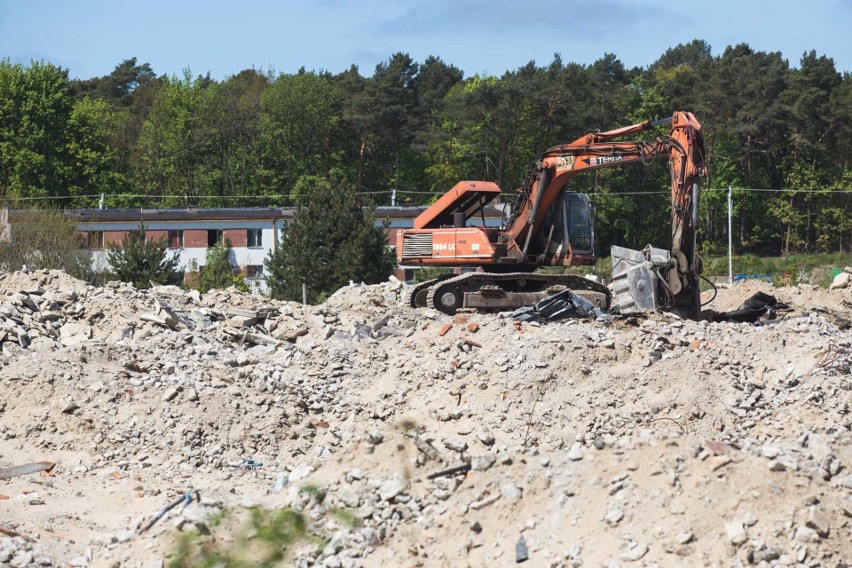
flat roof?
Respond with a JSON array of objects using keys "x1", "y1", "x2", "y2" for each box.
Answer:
[{"x1": 61, "y1": 205, "x2": 507, "y2": 223}]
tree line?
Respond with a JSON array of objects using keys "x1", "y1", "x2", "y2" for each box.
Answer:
[{"x1": 0, "y1": 40, "x2": 850, "y2": 257}]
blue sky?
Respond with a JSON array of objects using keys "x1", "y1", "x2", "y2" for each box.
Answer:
[{"x1": 1, "y1": 0, "x2": 849, "y2": 79}]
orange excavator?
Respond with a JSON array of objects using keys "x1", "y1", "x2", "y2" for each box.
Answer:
[{"x1": 397, "y1": 110, "x2": 706, "y2": 319}]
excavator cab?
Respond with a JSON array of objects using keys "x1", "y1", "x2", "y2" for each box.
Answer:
[{"x1": 539, "y1": 192, "x2": 595, "y2": 263}]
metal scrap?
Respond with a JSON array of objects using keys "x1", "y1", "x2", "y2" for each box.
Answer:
[
  {"x1": 427, "y1": 463, "x2": 471, "y2": 480},
  {"x1": 0, "y1": 525, "x2": 35, "y2": 542},
  {"x1": 138, "y1": 490, "x2": 200, "y2": 534},
  {"x1": 0, "y1": 461, "x2": 55, "y2": 480}
]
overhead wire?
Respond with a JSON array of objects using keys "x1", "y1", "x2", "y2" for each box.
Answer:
[{"x1": 0, "y1": 187, "x2": 850, "y2": 206}]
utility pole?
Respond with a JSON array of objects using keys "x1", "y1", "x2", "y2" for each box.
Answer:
[{"x1": 727, "y1": 186, "x2": 733, "y2": 285}]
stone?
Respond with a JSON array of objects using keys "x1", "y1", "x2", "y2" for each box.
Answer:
[
  {"x1": 806, "y1": 506, "x2": 830, "y2": 538},
  {"x1": 753, "y1": 547, "x2": 782, "y2": 563},
  {"x1": 620, "y1": 543, "x2": 648, "y2": 562},
  {"x1": 605, "y1": 505, "x2": 624, "y2": 525},
  {"x1": 288, "y1": 463, "x2": 314, "y2": 482},
  {"x1": 226, "y1": 315, "x2": 257, "y2": 328},
  {"x1": 794, "y1": 526, "x2": 820, "y2": 543},
  {"x1": 379, "y1": 476, "x2": 408, "y2": 501},
  {"x1": 830, "y1": 271, "x2": 850, "y2": 290},
  {"x1": 443, "y1": 436, "x2": 468, "y2": 452},
  {"x1": 724, "y1": 521, "x2": 747, "y2": 545},
  {"x1": 10, "y1": 551, "x2": 34, "y2": 568},
  {"x1": 477, "y1": 429, "x2": 495, "y2": 446},
  {"x1": 162, "y1": 387, "x2": 179, "y2": 402},
  {"x1": 567, "y1": 442, "x2": 584, "y2": 461},
  {"x1": 471, "y1": 453, "x2": 497, "y2": 471},
  {"x1": 59, "y1": 321, "x2": 91, "y2": 346},
  {"x1": 501, "y1": 482, "x2": 523, "y2": 500}
]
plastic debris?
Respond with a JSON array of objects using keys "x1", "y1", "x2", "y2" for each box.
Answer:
[
  {"x1": 516, "y1": 535, "x2": 529, "y2": 563},
  {"x1": 511, "y1": 289, "x2": 602, "y2": 323}
]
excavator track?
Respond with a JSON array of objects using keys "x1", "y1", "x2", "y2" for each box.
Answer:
[
  {"x1": 405, "y1": 274, "x2": 455, "y2": 308},
  {"x1": 424, "y1": 272, "x2": 611, "y2": 315}
]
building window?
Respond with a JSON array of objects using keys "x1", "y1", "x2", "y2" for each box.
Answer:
[
  {"x1": 247, "y1": 229, "x2": 262, "y2": 248},
  {"x1": 87, "y1": 231, "x2": 104, "y2": 250},
  {"x1": 207, "y1": 229, "x2": 223, "y2": 247},
  {"x1": 247, "y1": 265, "x2": 264, "y2": 278},
  {"x1": 168, "y1": 230, "x2": 183, "y2": 249}
]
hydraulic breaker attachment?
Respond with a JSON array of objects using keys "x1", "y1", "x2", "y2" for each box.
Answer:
[{"x1": 609, "y1": 245, "x2": 671, "y2": 314}]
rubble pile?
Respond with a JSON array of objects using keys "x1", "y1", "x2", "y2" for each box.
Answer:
[{"x1": 0, "y1": 269, "x2": 849, "y2": 567}]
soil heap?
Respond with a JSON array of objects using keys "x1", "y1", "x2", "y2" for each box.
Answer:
[{"x1": 0, "y1": 269, "x2": 850, "y2": 567}]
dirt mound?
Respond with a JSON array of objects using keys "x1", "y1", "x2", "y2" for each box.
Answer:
[
  {"x1": 707, "y1": 279, "x2": 851, "y2": 313},
  {"x1": 0, "y1": 275, "x2": 849, "y2": 567},
  {"x1": 0, "y1": 269, "x2": 91, "y2": 296}
]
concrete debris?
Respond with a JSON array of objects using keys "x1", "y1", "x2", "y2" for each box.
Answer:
[
  {"x1": 725, "y1": 521, "x2": 748, "y2": 545},
  {"x1": 806, "y1": 506, "x2": 831, "y2": 538},
  {"x1": 830, "y1": 270, "x2": 850, "y2": 290},
  {"x1": 0, "y1": 270, "x2": 849, "y2": 566}
]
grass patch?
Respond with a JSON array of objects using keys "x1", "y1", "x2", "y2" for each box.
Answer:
[
  {"x1": 166, "y1": 507, "x2": 308, "y2": 568},
  {"x1": 703, "y1": 252, "x2": 850, "y2": 287},
  {"x1": 331, "y1": 507, "x2": 360, "y2": 530},
  {"x1": 299, "y1": 484, "x2": 327, "y2": 505}
]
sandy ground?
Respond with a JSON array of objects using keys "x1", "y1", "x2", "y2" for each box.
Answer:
[{"x1": 0, "y1": 271, "x2": 849, "y2": 567}]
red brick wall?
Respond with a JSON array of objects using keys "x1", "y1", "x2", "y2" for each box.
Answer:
[
  {"x1": 104, "y1": 231, "x2": 127, "y2": 247},
  {"x1": 223, "y1": 229, "x2": 247, "y2": 247},
  {"x1": 386, "y1": 227, "x2": 401, "y2": 244},
  {"x1": 184, "y1": 229, "x2": 208, "y2": 248},
  {"x1": 145, "y1": 230, "x2": 168, "y2": 243},
  {"x1": 393, "y1": 267, "x2": 410, "y2": 281}
]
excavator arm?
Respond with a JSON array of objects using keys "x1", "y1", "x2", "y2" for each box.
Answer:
[{"x1": 506, "y1": 111, "x2": 706, "y2": 317}]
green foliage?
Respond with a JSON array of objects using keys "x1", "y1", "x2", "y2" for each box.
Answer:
[
  {"x1": 701, "y1": 252, "x2": 850, "y2": 287},
  {"x1": 411, "y1": 266, "x2": 451, "y2": 283},
  {"x1": 0, "y1": 208, "x2": 90, "y2": 276},
  {"x1": 331, "y1": 508, "x2": 359, "y2": 530},
  {"x1": 2, "y1": 48, "x2": 852, "y2": 256},
  {"x1": 167, "y1": 507, "x2": 307, "y2": 568},
  {"x1": 107, "y1": 224, "x2": 183, "y2": 288},
  {"x1": 299, "y1": 484, "x2": 327, "y2": 504},
  {"x1": 136, "y1": 71, "x2": 208, "y2": 202},
  {"x1": 0, "y1": 60, "x2": 74, "y2": 200},
  {"x1": 67, "y1": 96, "x2": 129, "y2": 205},
  {"x1": 264, "y1": 176, "x2": 393, "y2": 303},
  {"x1": 195, "y1": 240, "x2": 248, "y2": 293},
  {"x1": 259, "y1": 72, "x2": 342, "y2": 200}
]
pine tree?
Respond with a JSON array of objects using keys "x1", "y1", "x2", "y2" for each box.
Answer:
[
  {"x1": 107, "y1": 224, "x2": 183, "y2": 288},
  {"x1": 197, "y1": 240, "x2": 247, "y2": 293},
  {"x1": 264, "y1": 176, "x2": 393, "y2": 302}
]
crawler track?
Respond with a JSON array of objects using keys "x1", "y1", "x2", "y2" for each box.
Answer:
[{"x1": 423, "y1": 272, "x2": 611, "y2": 315}]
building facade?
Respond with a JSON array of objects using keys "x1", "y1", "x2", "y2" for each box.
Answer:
[{"x1": 65, "y1": 206, "x2": 507, "y2": 290}]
